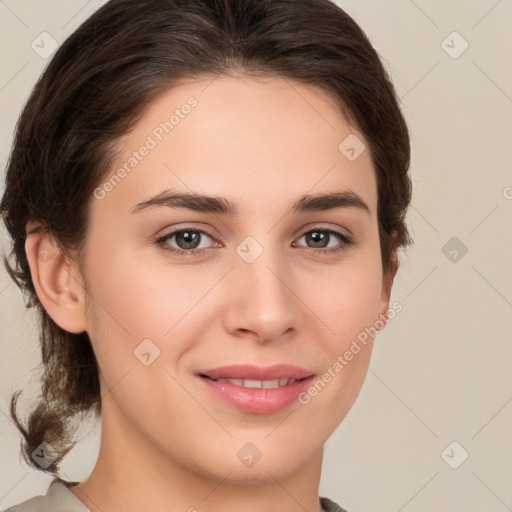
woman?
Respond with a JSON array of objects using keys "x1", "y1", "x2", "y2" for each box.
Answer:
[{"x1": 0, "y1": 0, "x2": 412, "y2": 510}]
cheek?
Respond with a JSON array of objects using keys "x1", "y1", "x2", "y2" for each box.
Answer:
[
  {"x1": 303, "y1": 252, "x2": 384, "y2": 348},
  {"x1": 296, "y1": 262, "x2": 382, "y2": 426},
  {"x1": 82, "y1": 242, "x2": 225, "y2": 385},
  {"x1": 83, "y1": 240, "x2": 186, "y2": 337}
]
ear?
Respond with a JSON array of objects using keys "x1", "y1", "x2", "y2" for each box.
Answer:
[
  {"x1": 377, "y1": 234, "x2": 400, "y2": 326},
  {"x1": 25, "y1": 220, "x2": 87, "y2": 334}
]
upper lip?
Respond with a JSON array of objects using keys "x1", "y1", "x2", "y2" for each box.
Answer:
[{"x1": 198, "y1": 364, "x2": 314, "y2": 381}]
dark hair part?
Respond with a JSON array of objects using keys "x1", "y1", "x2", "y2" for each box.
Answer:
[{"x1": 0, "y1": 0, "x2": 412, "y2": 474}]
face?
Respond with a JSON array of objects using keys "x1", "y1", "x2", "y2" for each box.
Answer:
[{"x1": 76, "y1": 75, "x2": 395, "y2": 483}]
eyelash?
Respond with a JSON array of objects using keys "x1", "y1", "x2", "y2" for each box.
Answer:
[{"x1": 155, "y1": 225, "x2": 354, "y2": 258}]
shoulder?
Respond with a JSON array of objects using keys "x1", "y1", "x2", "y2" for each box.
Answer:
[
  {"x1": 320, "y1": 495, "x2": 350, "y2": 512},
  {"x1": 4, "y1": 495, "x2": 46, "y2": 512},
  {"x1": 3, "y1": 478, "x2": 87, "y2": 512}
]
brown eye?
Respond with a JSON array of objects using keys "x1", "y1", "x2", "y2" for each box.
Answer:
[
  {"x1": 173, "y1": 230, "x2": 203, "y2": 250},
  {"x1": 305, "y1": 230, "x2": 330, "y2": 248},
  {"x1": 294, "y1": 228, "x2": 353, "y2": 254},
  {"x1": 156, "y1": 227, "x2": 217, "y2": 257}
]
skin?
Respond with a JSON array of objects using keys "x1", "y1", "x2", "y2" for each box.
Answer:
[{"x1": 25, "y1": 75, "x2": 398, "y2": 512}]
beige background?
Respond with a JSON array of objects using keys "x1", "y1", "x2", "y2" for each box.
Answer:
[{"x1": 1, "y1": 1, "x2": 511, "y2": 511}]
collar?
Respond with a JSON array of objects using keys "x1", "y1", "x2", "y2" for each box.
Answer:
[
  {"x1": 46, "y1": 478, "x2": 90, "y2": 512},
  {"x1": 45, "y1": 478, "x2": 346, "y2": 512}
]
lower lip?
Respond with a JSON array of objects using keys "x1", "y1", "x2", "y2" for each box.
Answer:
[{"x1": 198, "y1": 375, "x2": 315, "y2": 414}]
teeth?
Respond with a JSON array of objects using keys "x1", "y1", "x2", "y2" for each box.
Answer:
[
  {"x1": 213, "y1": 378, "x2": 296, "y2": 388},
  {"x1": 243, "y1": 379, "x2": 263, "y2": 388}
]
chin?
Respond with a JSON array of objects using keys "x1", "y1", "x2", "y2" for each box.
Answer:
[{"x1": 182, "y1": 440, "x2": 317, "y2": 486}]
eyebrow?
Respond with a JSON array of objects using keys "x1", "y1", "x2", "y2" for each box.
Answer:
[{"x1": 130, "y1": 189, "x2": 371, "y2": 216}]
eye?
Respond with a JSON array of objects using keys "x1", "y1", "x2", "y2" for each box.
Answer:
[
  {"x1": 293, "y1": 228, "x2": 353, "y2": 255},
  {"x1": 155, "y1": 226, "x2": 217, "y2": 256},
  {"x1": 155, "y1": 226, "x2": 354, "y2": 257}
]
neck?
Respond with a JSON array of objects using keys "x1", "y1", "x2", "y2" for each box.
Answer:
[{"x1": 70, "y1": 396, "x2": 325, "y2": 512}]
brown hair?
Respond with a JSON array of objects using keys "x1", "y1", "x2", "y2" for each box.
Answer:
[{"x1": 0, "y1": 0, "x2": 412, "y2": 474}]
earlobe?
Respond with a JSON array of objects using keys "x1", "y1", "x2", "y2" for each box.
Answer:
[{"x1": 25, "y1": 220, "x2": 87, "y2": 334}]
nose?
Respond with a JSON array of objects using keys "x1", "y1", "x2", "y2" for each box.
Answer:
[{"x1": 222, "y1": 242, "x2": 300, "y2": 344}]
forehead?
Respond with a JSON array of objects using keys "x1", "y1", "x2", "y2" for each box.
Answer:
[{"x1": 92, "y1": 75, "x2": 377, "y2": 218}]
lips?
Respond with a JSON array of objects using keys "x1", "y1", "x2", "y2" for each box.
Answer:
[
  {"x1": 197, "y1": 364, "x2": 315, "y2": 414},
  {"x1": 199, "y1": 364, "x2": 313, "y2": 381}
]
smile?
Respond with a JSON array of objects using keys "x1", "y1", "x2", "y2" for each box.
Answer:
[
  {"x1": 197, "y1": 364, "x2": 315, "y2": 414},
  {"x1": 208, "y1": 377, "x2": 297, "y2": 388}
]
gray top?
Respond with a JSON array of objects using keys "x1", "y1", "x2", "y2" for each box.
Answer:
[{"x1": 5, "y1": 478, "x2": 348, "y2": 512}]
